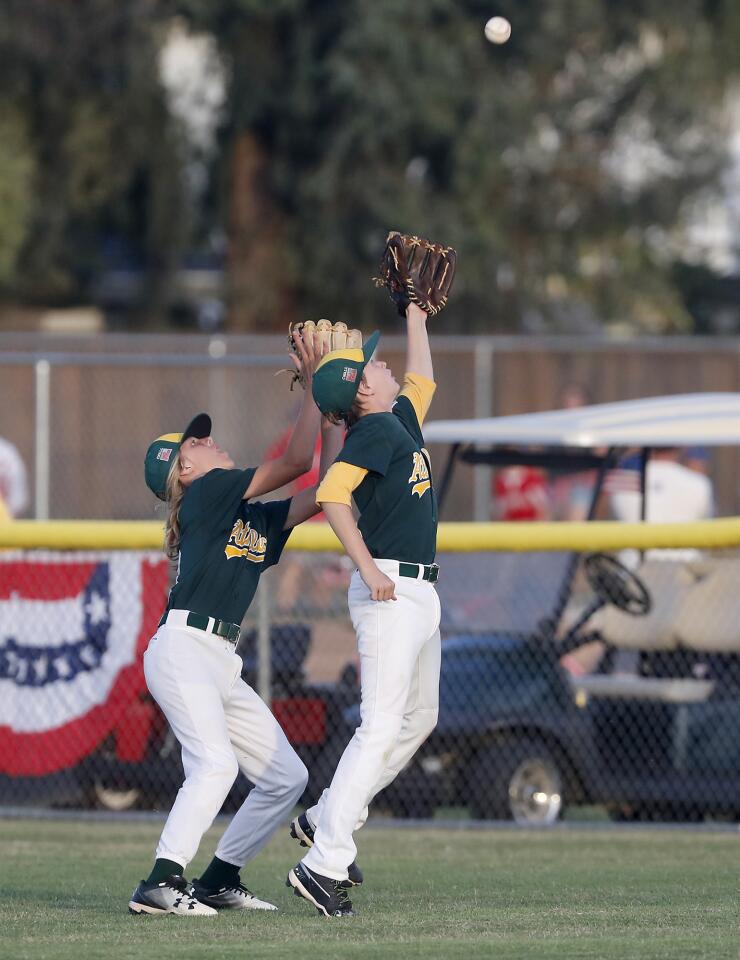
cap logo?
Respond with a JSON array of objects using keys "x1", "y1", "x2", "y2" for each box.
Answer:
[
  {"x1": 156, "y1": 447, "x2": 173, "y2": 462},
  {"x1": 341, "y1": 366, "x2": 357, "y2": 383}
]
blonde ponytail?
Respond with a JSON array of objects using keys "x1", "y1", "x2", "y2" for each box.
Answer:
[{"x1": 164, "y1": 454, "x2": 185, "y2": 561}]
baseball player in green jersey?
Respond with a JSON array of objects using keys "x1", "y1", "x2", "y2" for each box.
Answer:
[
  {"x1": 129, "y1": 333, "x2": 344, "y2": 917},
  {"x1": 287, "y1": 302, "x2": 441, "y2": 917}
]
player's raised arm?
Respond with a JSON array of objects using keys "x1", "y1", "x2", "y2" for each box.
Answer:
[
  {"x1": 322, "y1": 502, "x2": 396, "y2": 601},
  {"x1": 373, "y1": 232, "x2": 456, "y2": 426},
  {"x1": 244, "y1": 329, "x2": 324, "y2": 500},
  {"x1": 405, "y1": 302, "x2": 434, "y2": 381},
  {"x1": 283, "y1": 417, "x2": 345, "y2": 529},
  {"x1": 398, "y1": 303, "x2": 436, "y2": 426}
]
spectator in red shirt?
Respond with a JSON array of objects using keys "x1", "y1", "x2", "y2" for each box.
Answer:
[
  {"x1": 265, "y1": 429, "x2": 322, "y2": 498},
  {"x1": 492, "y1": 465, "x2": 550, "y2": 521},
  {"x1": 266, "y1": 424, "x2": 350, "y2": 611}
]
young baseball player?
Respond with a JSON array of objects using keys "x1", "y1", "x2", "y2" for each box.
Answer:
[
  {"x1": 130, "y1": 333, "x2": 344, "y2": 917},
  {"x1": 287, "y1": 302, "x2": 441, "y2": 917}
]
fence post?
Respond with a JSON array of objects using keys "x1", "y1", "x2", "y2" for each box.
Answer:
[
  {"x1": 256, "y1": 576, "x2": 272, "y2": 705},
  {"x1": 34, "y1": 359, "x2": 51, "y2": 520},
  {"x1": 473, "y1": 338, "x2": 494, "y2": 521}
]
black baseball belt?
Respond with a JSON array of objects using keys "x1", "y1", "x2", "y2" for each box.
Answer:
[
  {"x1": 398, "y1": 562, "x2": 440, "y2": 583},
  {"x1": 184, "y1": 611, "x2": 241, "y2": 644}
]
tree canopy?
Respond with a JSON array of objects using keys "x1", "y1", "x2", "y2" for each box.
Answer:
[
  {"x1": 1, "y1": 0, "x2": 739, "y2": 332},
  {"x1": 0, "y1": 0, "x2": 184, "y2": 307}
]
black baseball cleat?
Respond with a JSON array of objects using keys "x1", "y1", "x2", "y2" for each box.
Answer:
[
  {"x1": 128, "y1": 874, "x2": 217, "y2": 916},
  {"x1": 290, "y1": 813, "x2": 364, "y2": 887},
  {"x1": 286, "y1": 862, "x2": 354, "y2": 918},
  {"x1": 191, "y1": 878, "x2": 277, "y2": 911},
  {"x1": 289, "y1": 812, "x2": 315, "y2": 848}
]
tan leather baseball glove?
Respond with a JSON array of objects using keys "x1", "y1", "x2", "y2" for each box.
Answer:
[{"x1": 285, "y1": 319, "x2": 363, "y2": 390}]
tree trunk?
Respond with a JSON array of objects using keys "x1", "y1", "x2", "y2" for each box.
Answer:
[{"x1": 226, "y1": 130, "x2": 294, "y2": 331}]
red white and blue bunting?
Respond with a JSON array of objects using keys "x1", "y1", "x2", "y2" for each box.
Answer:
[{"x1": 0, "y1": 552, "x2": 168, "y2": 776}]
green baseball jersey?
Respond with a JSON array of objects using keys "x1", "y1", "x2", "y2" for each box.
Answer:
[
  {"x1": 160, "y1": 467, "x2": 292, "y2": 626},
  {"x1": 338, "y1": 395, "x2": 437, "y2": 563}
]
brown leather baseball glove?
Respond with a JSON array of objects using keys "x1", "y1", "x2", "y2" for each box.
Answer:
[{"x1": 374, "y1": 231, "x2": 457, "y2": 317}]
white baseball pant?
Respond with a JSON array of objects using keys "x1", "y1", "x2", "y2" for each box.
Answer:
[
  {"x1": 143, "y1": 611, "x2": 308, "y2": 871},
  {"x1": 303, "y1": 560, "x2": 442, "y2": 880}
]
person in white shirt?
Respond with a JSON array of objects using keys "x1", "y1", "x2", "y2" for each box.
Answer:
[
  {"x1": 609, "y1": 447, "x2": 714, "y2": 562},
  {"x1": 0, "y1": 437, "x2": 29, "y2": 518}
]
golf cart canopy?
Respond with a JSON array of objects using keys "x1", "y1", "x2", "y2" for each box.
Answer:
[
  {"x1": 426, "y1": 392, "x2": 740, "y2": 515},
  {"x1": 424, "y1": 393, "x2": 740, "y2": 449}
]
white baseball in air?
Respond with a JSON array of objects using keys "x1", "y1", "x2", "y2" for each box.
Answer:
[{"x1": 484, "y1": 16, "x2": 511, "y2": 44}]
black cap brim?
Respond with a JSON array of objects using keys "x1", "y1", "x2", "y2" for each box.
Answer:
[{"x1": 182, "y1": 413, "x2": 212, "y2": 442}]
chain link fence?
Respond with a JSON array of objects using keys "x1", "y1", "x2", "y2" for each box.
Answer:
[
  {"x1": 4, "y1": 334, "x2": 740, "y2": 523},
  {"x1": 2, "y1": 542, "x2": 739, "y2": 823}
]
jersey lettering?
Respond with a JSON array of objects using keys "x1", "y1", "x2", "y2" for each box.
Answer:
[
  {"x1": 224, "y1": 519, "x2": 268, "y2": 563},
  {"x1": 408, "y1": 450, "x2": 431, "y2": 498}
]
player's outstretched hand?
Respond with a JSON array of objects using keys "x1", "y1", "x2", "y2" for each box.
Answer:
[{"x1": 360, "y1": 562, "x2": 397, "y2": 601}]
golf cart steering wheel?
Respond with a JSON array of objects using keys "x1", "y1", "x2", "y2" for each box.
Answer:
[{"x1": 583, "y1": 553, "x2": 651, "y2": 616}]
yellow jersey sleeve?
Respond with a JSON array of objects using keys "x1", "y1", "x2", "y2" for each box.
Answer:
[
  {"x1": 316, "y1": 461, "x2": 369, "y2": 506},
  {"x1": 399, "y1": 372, "x2": 436, "y2": 425}
]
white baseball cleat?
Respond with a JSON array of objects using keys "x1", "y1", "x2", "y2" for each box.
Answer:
[{"x1": 128, "y1": 874, "x2": 217, "y2": 916}]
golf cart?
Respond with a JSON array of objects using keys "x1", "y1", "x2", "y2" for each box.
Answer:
[{"x1": 383, "y1": 394, "x2": 740, "y2": 823}]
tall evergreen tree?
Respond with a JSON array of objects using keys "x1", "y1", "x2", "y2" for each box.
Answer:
[
  {"x1": 0, "y1": 0, "x2": 186, "y2": 309},
  {"x1": 182, "y1": 0, "x2": 740, "y2": 332},
  {"x1": 1, "y1": 0, "x2": 738, "y2": 330}
]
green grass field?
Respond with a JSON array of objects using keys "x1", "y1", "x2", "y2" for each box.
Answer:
[{"x1": 2, "y1": 817, "x2": 738, "y2": 960}]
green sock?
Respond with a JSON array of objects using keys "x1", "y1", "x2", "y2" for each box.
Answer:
[
  {"x1": 198, "y1": 856, "x2": 241, "y2": 890},
  {"x1": 146, "y1": 858, "x2": 185, "y2": 884}
]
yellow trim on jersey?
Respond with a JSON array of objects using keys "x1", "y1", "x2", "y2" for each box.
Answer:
[
  {"x1": 411, "y1": 479, "x2": 431, "y2": 497},
  {"x1": 315, "y1": 347, "x2": 364, "y2": 373},
  {"x1": 224, "y1": 544, "x2": 266, "y2": 562},
  {"x1": 157, "y1": 432, "x2": 183, "y2": 443},
  {"x1": 316, "y1": 461, "x2": 369, "y2": 506},
  {"x1": 399, "y1": 373, "x2": 436, "y2": 425}
]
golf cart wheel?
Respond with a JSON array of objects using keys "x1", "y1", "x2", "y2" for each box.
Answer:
[
  {"x1": 467, "y1": 738, "x2": 565, "y2": 824},
  {"x1": 92, "y1": 781, "x2": 141, "y2": 812}
]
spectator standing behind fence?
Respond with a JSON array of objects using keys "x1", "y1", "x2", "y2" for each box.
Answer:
[
  {"x1": 265, "y1": 422, "x2": 322, "y2": 612},
  {"x1": 265, "y1": 417, "x2": 322, "y2": 495},
  {"x1": 549, "y1": 383, "x2": 597, "y2": 522},
  {"x1": 492, "y1": 465, "x2": 550, "y2": 521},
  {"x1": 607, "y1": 447, "x2": 714, "y2": 561},
  {"x1": 265, "y1": 422, "x2": 352, "y2": 613},
  {"x1": 492, "y1": 383, "x2": 597, "y2": 523},
  {"x1": 0, "y1": 437, "x2": 29, "y2": 519}
]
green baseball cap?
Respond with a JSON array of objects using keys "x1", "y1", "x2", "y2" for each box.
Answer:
[
  {"x1": 144, "y1": 412, "x2": 211, "y2": 500},
  {"x1": 311, "y1": 330, "x2": 380, "y2": 416}
]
